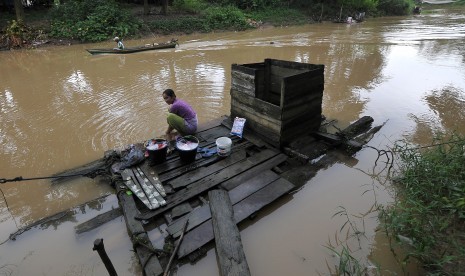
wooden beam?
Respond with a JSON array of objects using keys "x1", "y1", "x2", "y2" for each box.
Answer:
[
  {"x1": 167, "y1": 170, "x2": 280, "y2": 238},
  {"x1": 75, "y1": 208, "x2": 122, "y2": 234},
  {"x1": 135, "y1": 149, "x2": 281, "y2": 221},
  {"x1": 209, "y1": 189, "x2": 251, "y2": 276},
  {"x1": 177, "y1": 177, "x2": 295, "y2": 258},
  {"x1": 314, "y1": 132, "x2": 364, "y2": 151},
  {"x1": 116, "y1": 176, "x2": 163, "y2": 276}
]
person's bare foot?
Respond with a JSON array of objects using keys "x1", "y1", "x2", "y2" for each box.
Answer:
[{"x1": 165, "y1": 132, "x2": 179, "y2": 142}]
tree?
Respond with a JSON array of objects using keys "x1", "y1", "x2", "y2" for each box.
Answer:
[
  {"x1": 144, "y1": 0, "x2": 149, "y2": 15},
  {"x1": 14, "y1": 0, "x2": 25, "y2": 22},
  {"x1": 161, "y1": 0, "x2": 168, "y2": 15}
]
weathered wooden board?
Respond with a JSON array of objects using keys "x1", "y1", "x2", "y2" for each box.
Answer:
[
  {"x1": 314, "y1": 132, "x2": 364, "y2": 150},
  {"x1": 122, "y1": 169, "x2": 160, "y2": 210},
  {"x1": 230, "y1": 89, "x2": 281, "y2": 119},
  {"x1": 196, "y1": 122, "x2": 234, "y2": 142},
  {"x1": 157, "y1": 140, "x2": 253, "y2": 183},
  {"x1": 151, "y1": 152, "x2": 203, "y2": 174},
  {"x1": 231, "y1": 70, "x2": 257, "y2": 97},
  {"x1": 167, "y1": 170, "x2": 280, "y2": 238},
  {"x1": 209, "y1": 189, "x2": 251, "y2": 276},
  {"x1": 177, "y1": 177, "x2": 295, "y2": 258},
  {"x1": 135, "y1": 149, "x2": 281, "y2": 221},
  {"x1": 266, "y1": 59, "x2": 324, "y2": 72},
  {"x1": 230, "y1": 105, "x2": 281, "y2": 147},
  {"x1": 168, "y1": 150, "x2": 247, "y2": 190},
  {"x1": 283, "y1": 75, "x2": 324, "y2": 103},
  {"x1": 231, "y1": 103, "x2": 281, "y2": 133},
  {"x1": 131, "y1": 167, "x2": 166, "y2": 206},
  {"x1": 75, "y1": 208, "x2": 122, "y2": 234},
  {"x1": 221, "y1": 118, "x2": 267, "y2": 148},
  {"x1": 149, "y1": 134, "x2": 240, "y2": 176},
  {"x1": 116, "y1": 182, "x2": 164, "y2": 276},
  {"x1": 270, "y1": 65, "x2": 305, "y2": 78},
  {"x1": 136, "y1": 166, "x2": 166, "y2": 197},
  {"x1": 339, "y1": 115, "x2": 374, "y2": 137},
  {"x1": 220, "y1": 153, "x2": 288, "y2": 191}
]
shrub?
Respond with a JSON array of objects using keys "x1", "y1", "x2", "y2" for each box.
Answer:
[
  {"x1": 377, "y1": 0, "x2": 414, "y2": 16},
  {"x1": 147, "y1": 16, "x2": 211, "y2": 34},
  {"x1": 381, "y1": 133, "x2": 465, "y2": 274},
  {"x1": 203, "y1": 5, "x2": 249, "y2": 30},
  {"x1": 173, "y1": 0, "x2": 209, "y2": 13},
  {"x1": 49, "y1": 0, "x2": 141, "y2": 42}
]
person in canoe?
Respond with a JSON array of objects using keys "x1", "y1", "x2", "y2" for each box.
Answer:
[
  {"x1": 162, "y1": 88, "x2": 198, "y2": 141},
  {"x1": 113, "y1": 37, "x2": 124, "y2": 50}
]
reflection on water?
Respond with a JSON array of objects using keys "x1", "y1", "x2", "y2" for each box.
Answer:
[{"x1": 0, "y1": 8, "x2": 465, "y2": 275}]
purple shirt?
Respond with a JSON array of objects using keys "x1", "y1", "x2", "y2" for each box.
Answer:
[
  {"x1": 170, "y1": 99, "x2": 198, "y2": 133},
  {"x1": 170, "y1": 99, "x2": 196, "y2": 120}
]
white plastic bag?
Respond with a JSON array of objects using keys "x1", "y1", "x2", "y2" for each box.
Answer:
[{"x1": 230, "y1": 117, "x2": 246, "y2": 138}]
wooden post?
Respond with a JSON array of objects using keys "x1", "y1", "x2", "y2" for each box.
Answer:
[
  {"x1": 208, "y1": 189, "x2": 251, "y2": 276},
  {"x1": 93, "y1": 239, "x2": 118, "y2": 276}
]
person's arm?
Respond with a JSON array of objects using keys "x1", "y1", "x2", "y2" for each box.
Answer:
[{"x1": 166, "y1": 125, "x2": 173, "y2": 135}]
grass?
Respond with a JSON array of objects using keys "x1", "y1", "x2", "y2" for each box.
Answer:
[{"x1": 380, "y1": 133, "x2": 465, "y2": 275}]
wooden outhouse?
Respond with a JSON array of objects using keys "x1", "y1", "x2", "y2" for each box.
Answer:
[{"x1": 230, "y1": 59, "x2": 325, "y2": 148}]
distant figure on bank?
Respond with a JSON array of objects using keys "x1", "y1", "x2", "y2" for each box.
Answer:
[
  {"x1": 162, "y1": 89, "x2": 198, "y2": 140},
  {"x1": 113, "y1": 37, "x2": 124, "y2": 50}
]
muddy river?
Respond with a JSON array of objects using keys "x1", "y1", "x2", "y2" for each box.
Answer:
[{"x1": 1, "y1": 7, "x2": 465, "y2": 276}]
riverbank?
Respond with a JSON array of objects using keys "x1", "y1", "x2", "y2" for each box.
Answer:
[
  {"x1": 2, "y1": 1, "x2": 464, "y2": 50},
  {"x1": 381, "y1": 134, "x2": 465, "y2": 275},
  {"x1": 0, "y1": 4, "x2": 313, "y2": 50}
]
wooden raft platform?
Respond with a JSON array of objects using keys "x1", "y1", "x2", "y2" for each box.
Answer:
[{"x1": 112, "y1": 119, "x2": 296, "y2": 275}]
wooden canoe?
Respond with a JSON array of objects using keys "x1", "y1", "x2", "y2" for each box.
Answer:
[{"x1": 86, "y1": 41, "x2": 177, "y2": 55}]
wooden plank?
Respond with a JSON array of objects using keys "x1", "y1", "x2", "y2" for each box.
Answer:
[
  {"x1": 268, "y1": 74, "x2": 283, "y2": 99},
  {"x1": 75, "y1": 208, "x2": 122, "y2": 234},
  {"x1": 116, "y1": 180, "x2": 164, "y2": 276},
  {"x1": 231, "y1": 106, "x2": 281, "y2": 147},
  {"x1": 136, "y1": 166, "x2": 166, "y2": 197},
  {"x1": 268, "y1": 59, "x2": 324, "y2": 72},
  {"x1": 196, "y1": 125, "x2": 232, "y2": 143},
  {"x1": 132, "y1": 167, "x2": 166, "y2": 206},
  {"x1": 231, "y1": 73, "x2": 256, "y2": 97},
  {"x1": 221, "y1": 118, "x2": 267, "y2": 148},
  {"x1": 230, "y1": 89, "x2": 281, "y2": 120},
  {"x1": 281, "y1": 98, "x2": 322, "y2": 122},
  {"x1": 281, "y1": 72, "x2": 322, "y2": 105},
  {"x1": 158, "y1": 140, "x2": 253, "y2": 183},
  {"x1": 284, "y1": 75, "x2": 324, "y2": 101},
  {"x1": 167, "y1": 170, "x2": 280, "y2": 238},
  {"x1": 209, "y1": 189, "x2": 251, "y2": 276},
  {"x1": 151, "y1": 152, "x2": 203, "y2": 175},
  {"x1": 135, "y1": 149, "x2": 280, "y2": 221},
  {"x1": 270, "y1": 65, "x2": 304, "y2": 78},
  {"x1": 168, "y1": 150, "x2": 247, "y2": 190},
  {"x1": 122, "y1": 169, "x2": 159, "y2": 210},
  {"x1": 220, "y1": 153, "x2": 287, "y2": 191},
  {"x1": 230, "y1": 103, "x2": 281, "y2": 133},
  {"x1": 150, "y1": 135, "x2": 241, "y2": 176},
  {"x1": 177, "y1": 177, "x2": 295, "y2": 258},
  {"x1": 339, "y1": 116, "x2": 374, "y2": 138},
  {"x1": 314, "y1": 132, "x2": 364, "y2": 150}
]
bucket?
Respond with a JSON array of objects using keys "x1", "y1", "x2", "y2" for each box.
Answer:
[
  {"x1": 176, "y1": 135, "x2": 199, "y2": 163},
  {"x1": 216, "y1": 137, "x2": 232, "y2": 157},
  {"x1": 146, "y1": 139, "x2": 168, "y2": 166}
]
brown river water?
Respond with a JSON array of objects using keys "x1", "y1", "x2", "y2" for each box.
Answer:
[{"x1": 1, "y1": 8, "x2": 465, "y2": 276}]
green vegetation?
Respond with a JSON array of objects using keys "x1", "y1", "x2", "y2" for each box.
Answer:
[
  {"x1": 381, "y1": 133, "x2": 465, "y2": 275},
  {"x1": 49, "y1": 0, "x2": 141, "y2": 42},
  {"x1": 326, "y1": 245, "x2": 374, "y2": 275},
  {"x1": 1, "y1": 0, "x2": 426, "y2": 47},
  {"x1": 377, "y1": 0, "x2": 415, "y2": 16},
  {"x1": 147, "y1": 5, "x2": 250, "y2": 34}
]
